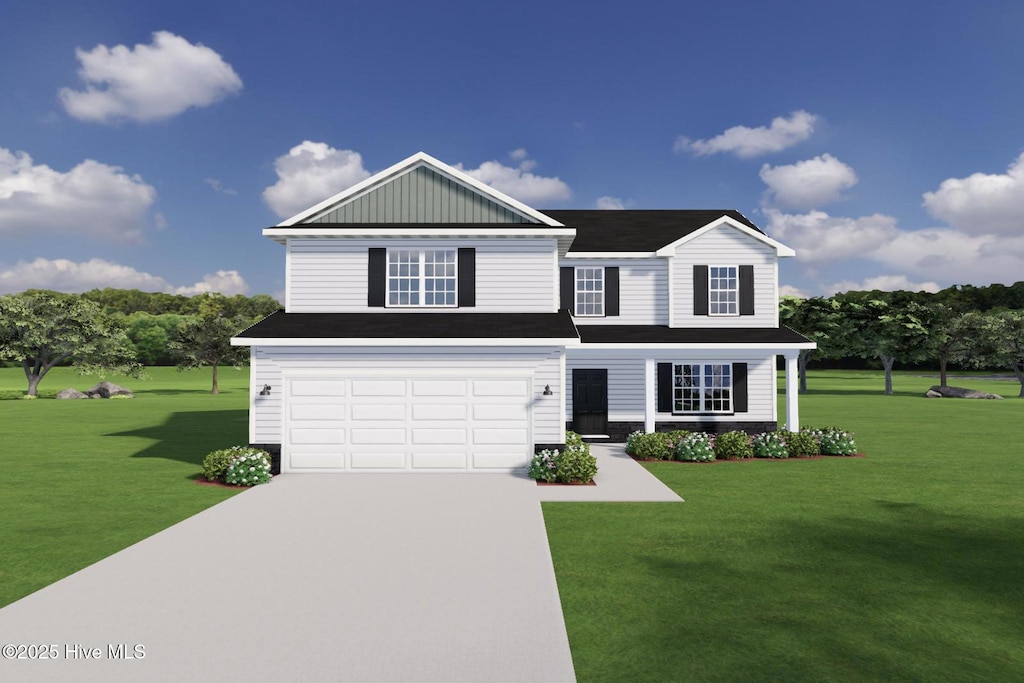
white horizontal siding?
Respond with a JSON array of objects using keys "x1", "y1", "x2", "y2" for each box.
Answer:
[
  {"x1": 671, "y1": 225, "x2": 778, "y2": 328},
  {"x1": 560, "y1": 259, "x2": 668, "y2": 325},
  {"x1": 564, "y1": 351, "x2": 777, "y2": 424},
  {"x1": 287, "y1": 237, "x2": 556, "y2": 313},
  {"x1": 252, "y1": 346, "x2": 564, "y2": 445}
]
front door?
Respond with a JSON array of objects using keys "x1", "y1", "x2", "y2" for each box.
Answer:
[{"x1": 572, "y1": 369, "x2": 608, "y2": 435}]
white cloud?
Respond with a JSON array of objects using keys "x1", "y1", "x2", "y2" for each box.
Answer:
[
  {"x1": 922, "y1": 151, "x2": 1024, "y2": 235},
  {"x1": 0, "y1": 258, "x2": 249, "y2": 296},
  {"x1": 778, "y1": 284, "x2": 811, "y2": 299},
  {"x1": 675, "y1": 110, "x2": 817, "y2": 159},
  {"x1": 456, "y1": 155, "x2": 571, "y2": 205},
  {"x1": 764, "y1": 208, "x2": 900, "y2": 262},
  {"x1": 0, "y1": 147, "x2": 156, "y2": 242},
  {"x1": 59, "y1": 31, "x2": 242, "y2": 123},
  {"x1": 823, "y1": 274, "x2": 941, "y2": 296},
  {"x1": 596, "y1": 196, "x2": 625, "y2": 210},
  {"x1": 509, "y1": 148, "x2": 529, "y2": 162},
  {"x1": 760, "y1": 154, "x2": 858, "y2": 209},
  {"x1": 204, "y1": 178, "x2": 236, "y2": 195},
  {"x1": 262, "y1": 142, "x2": 371, "y2": 218}
]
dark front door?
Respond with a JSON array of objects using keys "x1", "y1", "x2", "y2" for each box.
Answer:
[{"x1": 572, "y1": 369, "x2": 608, "y2": 435}]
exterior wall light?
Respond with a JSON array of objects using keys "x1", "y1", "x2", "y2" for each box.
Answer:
[
  {"x1": 259, "y1": 384, "x2": 272, "y2": 396},
  {"x1": 542, "y1": 384, "x2": 553, "y2": 396}
]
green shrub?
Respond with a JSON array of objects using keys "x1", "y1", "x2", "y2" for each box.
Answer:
[
  {"x1": 673, "y1": 432, "x2": 715, "y2": 462},
  {"x1": 714, "y1": 431, "x2": 754, "y2": 460},
  {"x1": 225, "y1": 450, "x2": 272, "y2": 486},
  {"x1": 819, "y1": 427, "x2": 857, "y2": 455},
  {"x1": 202, "y1": 446, "x2": 270, "y2": 482},
  {"x1": 752, "y1": 431, "x2": 789, "y2": 458},
  {"x1": 528, "y1": 449, "x2": 559, "y2": 483},
  {"x1": 630, "y1": 432, "x2": 674, "y2": 460},
  {"x1": 786, "y1": 431, "x2": 820, "y2": 457},
  {"x1": 556, "y1": 445, "x2": 598, "y2": 484},
  {"x1": 625, "y1": 430, "x2": 644, "y2": 455}
]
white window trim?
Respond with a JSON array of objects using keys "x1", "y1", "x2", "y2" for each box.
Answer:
[
  {"x1": 574, "y1": 266, "x2": 605, "y2": 317},
  {"x1": 672, "y1": 362, "x2": 733, "y2": 414},
  {"x1": 386, "y1": 248, "x2": 458, "y2": 308},
  {"x1": 708, "y1": 264, "x2": 739, "y2": 317}
]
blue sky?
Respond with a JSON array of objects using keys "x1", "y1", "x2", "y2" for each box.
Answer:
[{"x1": 2, "y1": 0, "x2": 1023, "y2": 301}]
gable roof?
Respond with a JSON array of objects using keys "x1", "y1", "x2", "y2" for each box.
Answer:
[
  {"x1": 279, "y1": 152, "x2": 564, "y2": 228},
  {"x1": 541, "y1": 210, "x2": 760, "y2": 252}
]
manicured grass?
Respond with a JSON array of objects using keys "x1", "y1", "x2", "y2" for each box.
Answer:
[
  {"x1": 0, "y1": 366, "x2": 250, "y2": 607},
  {"x1": 545, "y1": 371, "x2": 1024, "y2": 681}
]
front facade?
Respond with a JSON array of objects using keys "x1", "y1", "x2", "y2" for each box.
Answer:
[{"x1": 233, "y1": 152, "x2": 814, "y2": 473}]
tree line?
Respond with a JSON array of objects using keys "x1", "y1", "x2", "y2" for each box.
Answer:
[{"x1": 0, "y1": 289, "x2": 281, "y2": 396}]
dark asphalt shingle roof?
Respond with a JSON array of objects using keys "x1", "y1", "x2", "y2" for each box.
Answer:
[
  {"x1": 540, "y1": 210, "x2": 762, "y2": 252},
  {"x1": 577, "y1": 325, "x2": 812, "y2": 345},
  {"x1": 235, "y1": 311, "x2": 580, "y2": 339}
]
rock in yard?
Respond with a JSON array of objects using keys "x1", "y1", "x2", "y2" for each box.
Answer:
[
  {"x1": 55, "y1": 388, "x2": 88, "y2": 399},
  {"x1": 925, "y1": 389, "x2": 943, "y2": 398},
  {"x1": 85, "y1": 381, "x2": 134, "y2": 399},
  {"x1": 926, "y1": 385, "x2": 1003, "y2": 399}
]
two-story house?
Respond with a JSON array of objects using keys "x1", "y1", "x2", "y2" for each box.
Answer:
[{"x1": 232, "y1": 152, "x2": 815, "y2": 473}]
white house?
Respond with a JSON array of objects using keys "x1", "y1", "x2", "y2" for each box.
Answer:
[{"x1": 232, "y1": 152, "x2": 815, "y2": 473}]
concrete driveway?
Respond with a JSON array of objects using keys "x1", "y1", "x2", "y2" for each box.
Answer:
[{"x1": 0, "y1": 474, "x2": 576, "y2": 682}]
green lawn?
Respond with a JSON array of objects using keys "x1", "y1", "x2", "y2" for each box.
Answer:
[
  {"x1": 2, "y1": 368, "x2": 1022, "y2": 680},
  {"x1": 546, "y1": 371, "x2": 1024, "y2": 681},
  {"x1": 0, "y1": 366, "x2": 249, "y2": 607}
]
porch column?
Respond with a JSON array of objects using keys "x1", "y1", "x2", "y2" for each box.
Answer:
[
  {"x1": 644, "y1": 358, "x2": 656, "y2": 433},
  {"x1": 785, "y1": 352, "x2": 799, "y2": 431}
]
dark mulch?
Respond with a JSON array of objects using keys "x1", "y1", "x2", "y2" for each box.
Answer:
[
  {"x1": 536, "y1": 480, "x2": 597, "y2": 486},
  {"x1": 629, "y1": 453, "x2": 866, "y2": 464}
]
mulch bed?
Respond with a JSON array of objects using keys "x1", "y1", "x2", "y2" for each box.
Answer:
[
  {"x1": 629, "y1": 453, "x2": 866, "y2": 464},
  {"x1": 536, "y1": 480, "x2": 597, "y2": 486}
]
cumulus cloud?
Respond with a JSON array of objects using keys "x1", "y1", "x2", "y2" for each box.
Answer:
[
  {"x1": 778, "y1": 284, "x2": 811, "y2": 299},
  {"x1": 675, "y1": 110, "x2": 817, "y2": 159},
  {"x1": 262, "y1": 142, "x2": 371, "y2": 218},
  {"x1": 824, "y1": 274, "x2": 941, "y2": 296},
  {"x1": 922, "y1": 151, "x2": 1024, "y2": 235},
  {"x1": 456, "y1": 153, "x2": 571, "y2": 205},
  {"x1": 596, "y1": 196, "x2": 625, "y2": 210},
  {"x1": 0, "y1": 147, "x2": 156, "y2": 242},
  {"x1": 59, "y1": 31, "x2": 242, "y2": 123},
  {"x1": 764, "y1": 208, "x2": 900, "y2": 263},
  {"x1": 0, "y1": 258, "x2": 249, "y2": 296},
  {"x1": 760, "y1": 154, "x2": 858, "y2": 209}
]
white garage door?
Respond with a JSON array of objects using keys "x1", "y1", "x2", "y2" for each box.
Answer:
[{"x1": 283, "y1": 374, "x2": 532, "y2": 472}]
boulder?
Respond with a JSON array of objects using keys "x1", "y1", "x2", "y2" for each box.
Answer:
[
  {"x1": 926, "y1": 385, "x2": 1003, "y2": 400},
  {"x1": 55, "y1": 388, "x2": 88, "y2": 400},
  {"x1": 925, "y1": 389, "x2": 943, "y2": 398},
  {"x1": 85, "y1": 381, "x2": 134, "y2": 399}
]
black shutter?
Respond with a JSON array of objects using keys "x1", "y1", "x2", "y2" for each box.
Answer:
[
  {"x1": 693, "y1": 265, "x2": 709, "y2": 316},
  {"x1": 732, "y1": 362, "x2": 748, "y2": 413},
  {"x1": 560, "y1": 267, "x2": 575, "y2": 314},
  {"x1": 458, "y1": 248, "x2": 475, "y2": 307},
  {"x1": 368, "y1": 248, "x2": 386, "y2": 307},
  {"x1": 657, "y1": 362, "x2": 673, "y2": 413},
  {"x1": 739, "y1": 265, "x2": 754, "y2": 315},
  {"x1": 605, "y1": 267, "x2": 619, "y2": 317}
]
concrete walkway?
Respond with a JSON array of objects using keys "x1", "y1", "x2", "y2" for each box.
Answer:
[
  {"x1": 0, "y1": 474, "x2": 575, "y2": 682},
  {"x1": 0, "y1": 443, "x2": 679, "y2": 682}
]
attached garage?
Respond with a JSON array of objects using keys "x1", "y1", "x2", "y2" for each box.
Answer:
[{"x1": 283, "y1": 372, "x2": 532, "y2": 472}]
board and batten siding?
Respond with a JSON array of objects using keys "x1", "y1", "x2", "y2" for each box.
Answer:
[
  {"x1": 307, "y1": 165, "x2": 532, "y2": 224},
  {"x1": 564, "y1": 353, "x2": 777, "y2": 424},
  {"x1": 672, "y1": 225, "x2": 778, "y2": 327},
  {"x1": 287, "y1": 238, "x2": 556, "y2": 312},
  {"x1": 251, "y1": 346, "x2": 564, "y2": 445},
  {"x1": 560, "y1": 259, "x2": 668, "y2": 325}
]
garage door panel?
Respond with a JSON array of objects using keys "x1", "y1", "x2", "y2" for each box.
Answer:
[
  {"x1": 290, "y1": 404, "x2": 344, "y2": 420},
  {"x1": 413, "y1": 428, "x2": 468, "y2": 445},
  {"x1": 413, "y1": 451, "x2": 467, "y2": 468},
  {"x1": 290, "y1": 428, "x2": 345, "y2": 445},
  {"x1": 350, "y1": 451, "x2": 406, "y2": 469},
  {"x1": 412, "y1": 379, "x2": 467, "y2": 396},
  {"x1": 474, "y1": 428, "x2": 529, "y2": 445},
  {"x1": 351, "y1": 403, "x2": 406, "y2": 420},
  {"x1": 291, "y1": 380, "x2": 346, "y2": 396},
  {"x1": 473, "y1": 404, "x2": 524, "y2": 420},
  {"x1": 473, "y1": 379, "x2": 528, "y2": 396},
  {"x1": 352, "y1": 428, "x2": 408, "y2": 445},
  {"x1": 291, "y1": 451, "x2": 345, "y2": 469},
  {"x1": 352, "y1": 379, "x2": 406, "y2": 396},
  {"x1": 413, "y1": 403, "x2": 468, "y2": 420}
]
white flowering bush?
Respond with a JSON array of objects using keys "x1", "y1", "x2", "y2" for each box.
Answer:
[
  {"x1": 673, "y1": 432, "x2": 715, "y2": 462},
  {"x1": 203, "y1": 445, "x2": 271, "y2": 483},
  {"x1": 225, "y1": 450, "x2": 272, "y2": 486},
  {"x1": 625, "y1": 430, "x2": 644, "y2": 455},
  {"x1": 819, "y1": 427, "x2": 857, "y2": 456},
  {"x1": 752, "y1": 431, "x2": 789, "y2": 458},
  {"x1": 528, "y1": 449, "x2": 560, "y2": 483}
]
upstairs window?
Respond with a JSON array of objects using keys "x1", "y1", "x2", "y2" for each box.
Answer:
[
  {"x1": 387, "y1": 249, "x2": 457, "y2": 307},
  {"x1": 674, "y1": 363, "x2": 732, "y2": 413},
  {"x1": 709, "y1": 266, "x2": 738, "y2": 316},
  {"x1": 575, "y1": 267, "x2": 604, "y2": 316}
]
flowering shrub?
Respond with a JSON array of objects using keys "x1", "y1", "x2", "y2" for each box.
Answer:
[
  {"x1": 819, "y1": 427, "x2": 857, "y2": 455},
  {"x1": 714, "y1": 431, "x2": 754, "y2": 460},
  {"x1": 528, "y1": 449, "x2": 559, "y2": 483},
  {"x1": 203, "y1": 446, "x2": 271, "y2": 483},
  {"x1": 785, "y1": 431, "x2": 820, "y2": 457},
  {"x1": 225, "y1": 450, "x2": 272, "y2": 486},
  {"x1": 673, "y1": 432, "x2": 715, "y2": 462},
  {"x1": 625, "y1": 430, "x2": 644, "y2": 455},
  {"x1": 752, "y1": 431, "x2": 789, "y2": 458}
]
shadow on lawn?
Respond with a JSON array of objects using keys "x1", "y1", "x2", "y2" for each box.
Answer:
[
  {"x1": 636, "y1": 504, "x2": 1024, "y2": 680},
  {"x1": 106, "y1": 409, "x2": 249, "y2": 468}
]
